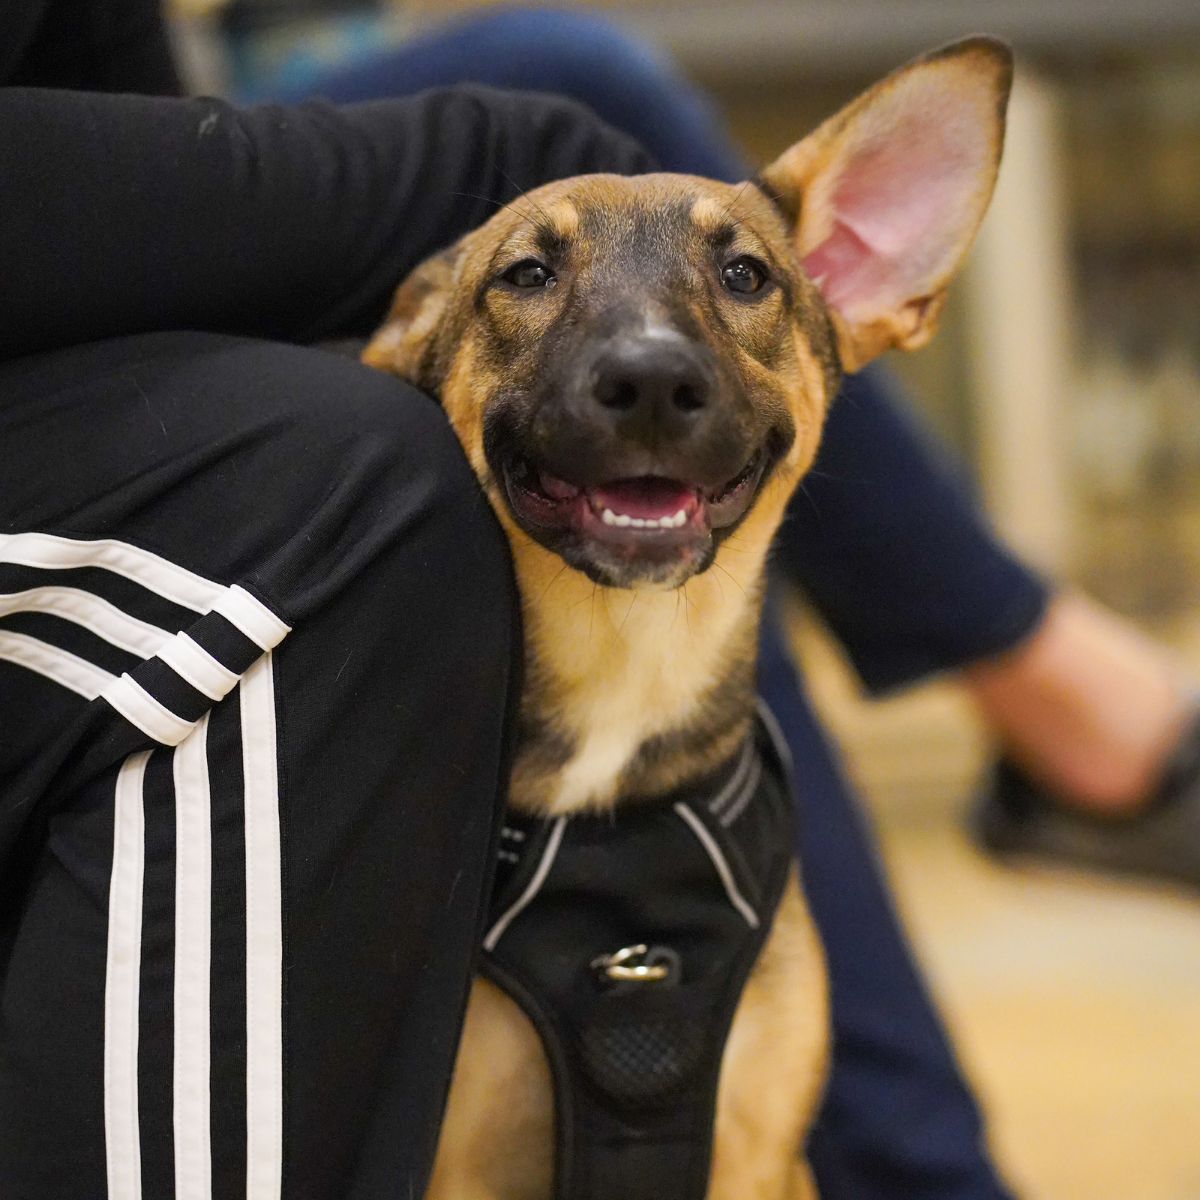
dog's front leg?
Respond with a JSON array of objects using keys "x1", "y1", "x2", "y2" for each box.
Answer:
[
  {"x1": 426, "y1": 977, "x2": 556, "y2": 1200},
  {"x1": 708, "y1": 868, "x2": 829, "y2": 1200}
]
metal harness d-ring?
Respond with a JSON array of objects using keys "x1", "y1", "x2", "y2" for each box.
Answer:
[{"x1": 591, "y1": 944, "x2": 679, "y2": 984}]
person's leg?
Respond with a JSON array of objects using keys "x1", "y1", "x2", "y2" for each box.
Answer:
[
  {"x1": 0, "y1": 333, "x2": 517, "y2": 1197},
  {"x1": 275, "y1": 7, "x2": 746, "y2": 183},
  {"x1": 774, "y1": 366, "x2": 1050, "y2": 691},
  {"x1": 778, "y1": 369, "x2": 1199, "y2": 880},
  {"x1": 758, "y1": 615, "x2": 1013, "y2": 1200}
]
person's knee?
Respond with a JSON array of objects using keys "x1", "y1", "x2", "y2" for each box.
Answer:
[
  {"x1": 220, "y1": 339, "x2": 513, "y2": 621},
  {"x1": 193, "y1": 337, "x2": 456, "y2": 470},
  {"x1": 112, "y1": 334, "x2": 510, "y2": 625},
  {"x1": 174, "y1": 334, "x2": 478, "y2": 508}
]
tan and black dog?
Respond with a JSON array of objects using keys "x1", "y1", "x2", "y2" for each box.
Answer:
[{"x1": 364, "y1": 38, "x2": 1011, "y2": 1200}]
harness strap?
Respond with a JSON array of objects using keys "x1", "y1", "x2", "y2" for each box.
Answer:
[{"x1": 483, "y1": 706, "x2": 795, "y2": 1200}]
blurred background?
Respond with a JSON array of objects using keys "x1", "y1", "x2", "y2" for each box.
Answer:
[{"x1": 164, "y1": 2, "x2": 1200, "y2": 1196}]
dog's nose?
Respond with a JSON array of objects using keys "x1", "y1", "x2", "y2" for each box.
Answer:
[{"x1": 589, "y1": 336, "x2": 716, "y2": 437}]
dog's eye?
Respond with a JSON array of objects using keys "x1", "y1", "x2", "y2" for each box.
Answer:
[
  {"x1": 721, "y1": 256, "x2": 767, "y2": 296},
  {"x1": 501, "y1": 259, "x2": 556, "y2": 290}
]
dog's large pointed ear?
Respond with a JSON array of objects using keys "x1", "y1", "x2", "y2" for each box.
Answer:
[
  {"x1": 361, "y1": 241, "x2": 464, "y2": 388},
  {"x1": 760, "y1": 37, "x2": 1012, "y2": 371}
]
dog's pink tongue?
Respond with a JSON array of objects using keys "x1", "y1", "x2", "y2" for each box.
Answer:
[{"x1": 589, "y1": 477, "x2": 698, "y2": 520}]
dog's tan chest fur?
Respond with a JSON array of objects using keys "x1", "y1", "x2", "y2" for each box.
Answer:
[{"x1": 505, "y1": 533, "x2": 763, "y2": 815}]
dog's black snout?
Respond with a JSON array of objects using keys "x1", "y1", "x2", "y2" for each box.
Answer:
[
  {"x1": 590, "y1": 336, "x2": 715, "y2": 425},
  {"x1": 537, "y1": 328, "x2": 751, "y2": 487}
]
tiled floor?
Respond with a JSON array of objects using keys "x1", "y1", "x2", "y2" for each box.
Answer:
[{"x1": 786, "y1": 602, "x2": 1200, "y2": 1200}]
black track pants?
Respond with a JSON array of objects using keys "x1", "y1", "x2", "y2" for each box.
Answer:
[{"x1": 0, "y1": 333, "x2": 520, "y2": 1199}]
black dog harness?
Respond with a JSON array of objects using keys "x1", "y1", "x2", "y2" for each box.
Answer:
[{"x1": 482, "y1": 702, "x2": 795, "y2": 1200}]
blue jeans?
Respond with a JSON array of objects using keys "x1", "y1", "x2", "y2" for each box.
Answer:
[{"x1": 279, "y1": 10, "x2": 1044, "y2": 1197}]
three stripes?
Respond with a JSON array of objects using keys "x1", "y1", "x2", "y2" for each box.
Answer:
[{"x1": 0, "y1": 532, "x2": 291, "y2": 1200}]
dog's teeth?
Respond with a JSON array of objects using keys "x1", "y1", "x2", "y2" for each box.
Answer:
[
  {"x1": 601, "y1": 506, "x2": 690, "y2": 530},
  {"x1": 600, "y1": 508, "x2": 693, "y2": 529}
]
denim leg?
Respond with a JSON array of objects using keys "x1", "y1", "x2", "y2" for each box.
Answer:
[
  {"x1": 277, "y1": 7, "x2": 748, "y2": 182},
  {"x1": 759, "y1": 615, "x2": 1014, "y2": 1200},
  {"x1": 777, "y1": 366, "x2": 1048, "y2": 693}
]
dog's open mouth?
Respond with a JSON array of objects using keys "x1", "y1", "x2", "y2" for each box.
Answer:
[{"x1": 502, "y1": 449, "x2": 768, "y2": 558}]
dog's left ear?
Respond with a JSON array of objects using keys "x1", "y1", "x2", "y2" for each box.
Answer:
[
  {"x1": 760, "y1": 36, "x2": 1012, "y2": 371},
  {"x1": 362, "y1": 240, "x2": 463, "y2": 388}
]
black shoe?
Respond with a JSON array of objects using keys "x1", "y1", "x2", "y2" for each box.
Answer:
[{"x1": 971, "y1": 714, "x2": 1200, "y2": 890}]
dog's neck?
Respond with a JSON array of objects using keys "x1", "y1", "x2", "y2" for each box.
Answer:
[{"x1": 503, "y1": 528, "x2": 772, "y2": 817}]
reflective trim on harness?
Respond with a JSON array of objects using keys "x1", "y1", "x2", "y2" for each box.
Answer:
[
  {"x1": 672, "y1": 803, "x2": 759, "y2": 928},
  {"x1": 484, "y1": 815, "x2": 567, "y2": 951}
]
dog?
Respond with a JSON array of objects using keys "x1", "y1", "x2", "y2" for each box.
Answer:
[{"x1": 363, "y1": 37, "x2": 1012, "y2": 1200}]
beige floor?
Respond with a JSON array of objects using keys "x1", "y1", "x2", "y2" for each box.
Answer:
[{"x1": 786, "y1": 602, "x2": 1200, "y2": 1200}]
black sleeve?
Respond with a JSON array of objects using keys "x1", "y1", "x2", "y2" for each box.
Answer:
[{"x1": 0, "y1": 85, "x2": 655, "y2": 360}]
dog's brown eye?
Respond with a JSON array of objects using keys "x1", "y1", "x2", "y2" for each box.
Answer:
[
  {"x1": 502, "y1": 260, "x2": 556, "y2": 290},
  {"x1": 721, "y1": 257, "x2": 767, "y2": 296}
]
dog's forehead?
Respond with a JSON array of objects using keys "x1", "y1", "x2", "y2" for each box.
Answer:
[{"x1": 494, "y1": 173, "x2": 788, "y2": 256}]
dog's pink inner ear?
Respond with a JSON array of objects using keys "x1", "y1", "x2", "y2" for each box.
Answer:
[
  {"x1": 763, "y1": 40, "x2": 1012, "y2": 367},
  {"x1": 801, "y1": 96, "x2": 988, "y2": 321}
]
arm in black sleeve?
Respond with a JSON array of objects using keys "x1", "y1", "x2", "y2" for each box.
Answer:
[{"x1": 0, "y1": 85, "x2": 655, "y2": 360}]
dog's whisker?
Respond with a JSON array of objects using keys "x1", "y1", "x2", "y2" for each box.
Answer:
[
  {"x1": 614, "y1": 591, "x2": 637, "y2": 640},
  {"x1": 448, "y1": 190, "x2": 512, "y2": 212},
  {"x1": 495, "y1": 167, "x2": 558, "y2": 231},
  {"x1": 709, "y1": 565, "x2": 726, "y2": 605},
  {"x1": 679, "y1": 583, "x2": 694, "y2": 637},
  {"x1": 598, "y1": 585, "x2": 614, "y2": 630},
  {"x1": 538, "y1": 562, "x2": 570, "y2": 605},
  {"x1": 713, "y1": 560, "x2": 749, "y2": 602},
  {"x1": 454, "y1": 184, "x2": 546, "y2": 233},
  {"x1": 718, "y1": 179, "x2": 754, "y2": 225},
  {"x1": 487, "y1": 169, "x2": 556, "y2": 236},
  {"x1": 793, "y1": 479, "x2": 824, "y2": 518},
  {"x1": 508, "y1": 201, "x2": 542, "y2": 230},
  {"x1": 566, "y1": 588, "x2": 597, "y2": 611}
]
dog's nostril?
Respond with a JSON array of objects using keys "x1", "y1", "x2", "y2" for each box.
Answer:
[
  {"x1": 595, "y1": 375, "x2": 708, "y2": 414},
  {"x1": 672, "y1": 383, "x2": 704, "y2": 413},
  {"x1": 599, "y1": 379, "x2": 639, "y2": 411}
]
